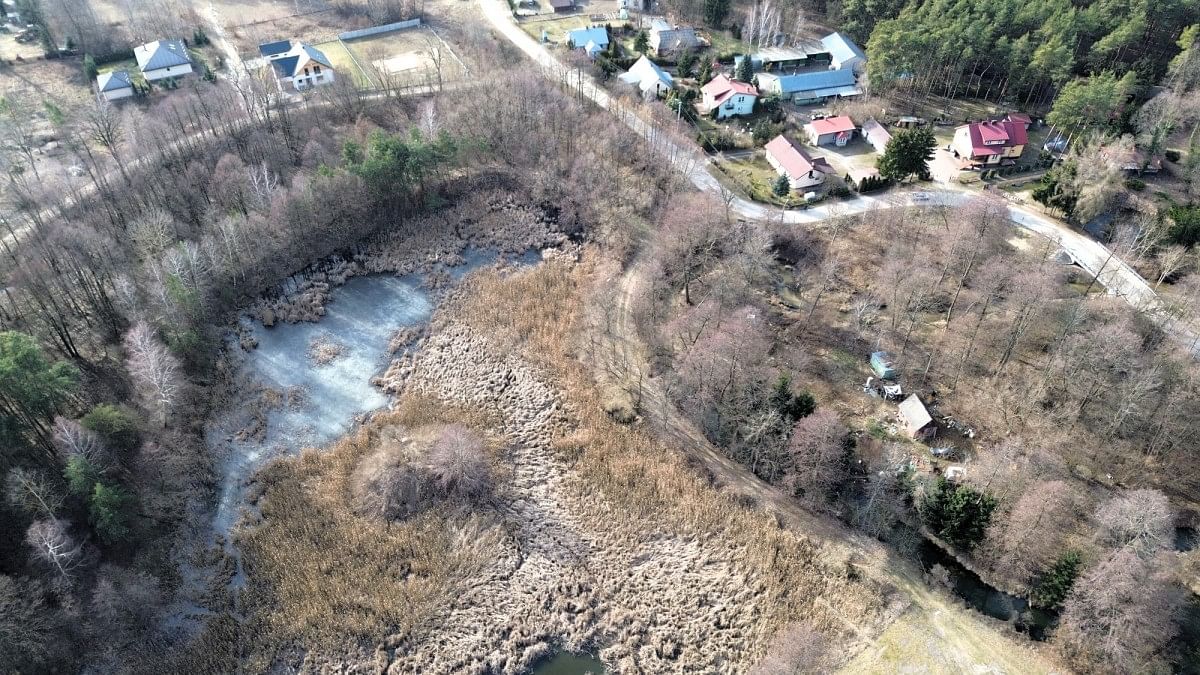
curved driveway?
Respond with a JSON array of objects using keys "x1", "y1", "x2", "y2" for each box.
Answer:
[{"x1": 479, "y1": 0, "x2": 1169, "y2": 322}]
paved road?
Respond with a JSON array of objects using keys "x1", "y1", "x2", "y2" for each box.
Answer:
[{"x1": 478, "y1": 0, "x2": 1169, "y2": 325}]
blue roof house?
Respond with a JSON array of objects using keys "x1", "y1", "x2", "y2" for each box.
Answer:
[{"x1": 566, "y1": 26, "x2": 609, "y2": 55}]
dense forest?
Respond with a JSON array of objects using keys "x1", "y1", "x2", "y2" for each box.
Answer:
[{"x1": 861, "y1": 0, "x2": 1196, "y2": 105}]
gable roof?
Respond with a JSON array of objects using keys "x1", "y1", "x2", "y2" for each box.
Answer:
[
  {"x1": 547, "y1": 0, "x2": 574, "y2": 7},
  {"x1": 862, "y1": 118, "x2": 891, "y2": 141},
  {"x1": 97, "y1": 70, "x2": 133, "y2": 92},
  {"x1": 765, "y1": 68, "x2": 856, "y2": 95},
  {"x1": 807, "y1": 115, "x2": 856, "y2": 136},
  {"x1": 566, "y1": 26, "x2": 609, "y2": 49},
  {"x1": 764, "y1": 134, "x2": 832, "y2": 178},
  {"x1": 898, "y1": 395, "x2": 933, "y2": 432},
  {"x1": 619, "y1": 55, "x2": 673, "y2": 92},
  {"x1": 267, "y1": 42, "x2": 334, "y2": 78},
  {"x1": 960, "y1": 119, "x2": 1028, "y2": 156},
  {"x1": 258, "y1": 39, "x2": 292, "y2": 57},
  {"x1": 821, "y1": 32, "x2": 865, "y2": 64},
  {"x1": 134, "y1": 39, "x2": 191, "y2": 72},
  {"x1": 702, "y1": 73, "x2": 758, "y2": 105}
]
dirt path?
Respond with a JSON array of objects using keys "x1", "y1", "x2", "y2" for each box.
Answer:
[{"x1": 597, "y1": 259, "x2": 1061, "y2": 673}]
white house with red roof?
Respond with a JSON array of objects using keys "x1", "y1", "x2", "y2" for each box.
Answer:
[
  {"x1": 951, "y1": 115, "x2": 1028, "y2": 166},
  {"x1": 804, "y1": 115, "x2": 856, "y2": 147},
  {"x1": 764, "y1": 134, "x2": 833, "y2": 190},
  {"x1": 701, "y1": 74, "x2": 758, "y2": 119}
]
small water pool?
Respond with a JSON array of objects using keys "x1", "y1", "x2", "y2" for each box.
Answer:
[
  {"x1": 917, "y1": 540, "x2": 1057, "y2": 640},
  {"x1": 529, "y1": 651, "x2": 605, "y2": 675}
]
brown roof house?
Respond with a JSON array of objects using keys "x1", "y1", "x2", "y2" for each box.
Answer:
[{"x1": 898, "y1": 394, "x2": 935, "y2": 440}]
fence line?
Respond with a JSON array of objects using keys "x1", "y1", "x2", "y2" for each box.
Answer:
[{"x1": 338, "y1": 18, "x2": 422, "y2": 41}]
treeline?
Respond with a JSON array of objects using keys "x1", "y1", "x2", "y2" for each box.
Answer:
[{"x1": 864, "y1": 0, "x2": 1196, "y2": 106}]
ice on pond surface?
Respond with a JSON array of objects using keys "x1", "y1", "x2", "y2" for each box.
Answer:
[{"x1": 210, "y1": 274, "x2": 432, "y2": 535}]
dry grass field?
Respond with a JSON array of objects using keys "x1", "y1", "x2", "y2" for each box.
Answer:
[
  {"x1": 312, "y1": 38, "x2": 371, "y2": 86},
  {"x1": 345, "y1": 26, "x2": 467, "y2": 85}
]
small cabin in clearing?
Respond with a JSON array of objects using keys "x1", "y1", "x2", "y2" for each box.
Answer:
[{"x1": 898, "y1": 394, "x2": 935, "y2": 440}]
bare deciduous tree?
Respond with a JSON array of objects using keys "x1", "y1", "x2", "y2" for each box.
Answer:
[
  {"x1": 52, "y1": 417, "x2": 109, "y2": 469},
  {"x1": 1094, "y1": 489, "x2": 1173, "y2": 557},
  {"x1": 1154, "y1": 244, "x2": 1193, "y2": 288},
  {"x1": 123, "y1": 322, "x2": 183, "y2": 426},
  {"x1": 5, "y1": 468, "x2": 65, "y2": 520},
  {"x1": 784, "y1": 408, "x2": 848, "y2": 505},
  {"x1": 1056, "y1": 549, "x2": 1182, "y2": 673},
  {"x1": 25, "y1": 519, "x2": 84, "y2": 580}
]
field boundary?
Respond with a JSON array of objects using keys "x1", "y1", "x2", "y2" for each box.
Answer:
[
  {"x1": 339, "y1": 37, "x2": 377, "y2": 88},
  {"x1": 338, "y1": 17, "x2": 422, "y2": 40}
]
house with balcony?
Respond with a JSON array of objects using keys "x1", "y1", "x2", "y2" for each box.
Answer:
[{"x1": 950, "y1": 116, "x2": 1028, "y2": 167}]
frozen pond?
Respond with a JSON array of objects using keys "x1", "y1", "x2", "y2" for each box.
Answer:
[{"x1": 210, "y1": 273, "x2": 432, "y2": 535}]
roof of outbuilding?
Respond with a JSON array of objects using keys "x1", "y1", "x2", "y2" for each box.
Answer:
[
  {"x1": 898, "y1": 395, "x2": 933, "y2": 431},
  {"x1": 764, "y1": 68, "x2": 856, "y2": 95},
  {"x1": 547, "y1": 0, "x2": 574, "y2": 7},
  {"x1": 97, "y1": 70, "x2": 133, "y2": 91},
  {"x1": 134, "y1": 39, "x2": 192, "y2": 72},
  {"x1": 820, "y1": 31, "x2": 866, "y2": 64},
  {"x1": 807, "y1": 115, "x2": 856, "y2": 135}
]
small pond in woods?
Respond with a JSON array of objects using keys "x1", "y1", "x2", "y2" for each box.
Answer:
[
  {"x1": 207, "y1": 247, "x2": 540, "y2": 536},
  {"x1": 917, "y1": 540, "x2": 1057, "y2": 640},
  {"x1": 528, "y1": 651, "x2": 606, "y2": 675}
]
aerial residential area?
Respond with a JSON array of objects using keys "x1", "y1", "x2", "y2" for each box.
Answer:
[{"x1": 1, "y1": 0, "x2": 1198, "y2": 673}]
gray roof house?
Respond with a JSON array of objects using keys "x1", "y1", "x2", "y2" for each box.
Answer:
[
  {"x1": 259, "y1": 41, "x2": 336, "y2": 91},
  {"x1": 649, "y1": 19, "x2": 700, "y2": 55},
  {"x1": 96, "y1": 70, "x2": 134, "y2": 101},
  {"x1": 618, "y1": 55, "x2": 673, "y2": 97},
  {"x1": 134, "y1": 39, "x2": 193, "y2": 82}
]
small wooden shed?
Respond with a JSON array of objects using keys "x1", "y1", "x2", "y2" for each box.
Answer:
[{"x1": 898, "y1": 394, "x2": 935, "y2": 440}]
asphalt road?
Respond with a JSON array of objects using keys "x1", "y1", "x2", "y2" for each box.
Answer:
[{"x1": 477, "y1": 0, "x2": 1174, "y2": 335}]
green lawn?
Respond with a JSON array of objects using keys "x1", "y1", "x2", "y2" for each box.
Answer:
[
  {"x1": 717, "y1": 154, "x2": 804, "y2": 206},
  {"x1": 701, "y1": 28, "x2": 746, "y2": 57},
  {"x1": 314, "y1": 39, "x2": 372, "y2": 87},
  {"x1": 518, "y1": 16, "x2": 594, "y2": 44}
]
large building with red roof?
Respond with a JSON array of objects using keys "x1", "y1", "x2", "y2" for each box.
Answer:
[
  {"x1": 701, "y1": 74, "x2": 759, "y2": 119},
  {"x1": 764, "y1": 134, "x2": 833, "y2": 191},
  {"x1": 950, "y1": 115, "x2": 1029, "y2": 167}
]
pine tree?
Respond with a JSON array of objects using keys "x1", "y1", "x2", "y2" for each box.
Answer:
[
  {"x1": 773, "y1": 174, "x2": 792, "y2": 197},
  {"x1": 702, "y1": 0, "x2": 730, "y2": 27},
  {"x1": 735, "y1": 54, "x2": 754, "y2": 82},
  {"x1": 1030, "y1": 550, "x2": 1082, "y2": 609},
  {"x1": 877, "y1": 127, "x2": 936, "y2": 182},
  {"x1": 634, "y1": 30, "x2": 648, "y2": 53},
  {"x1": 89, "y1": 482, "x2": 131, "y2": 544}
]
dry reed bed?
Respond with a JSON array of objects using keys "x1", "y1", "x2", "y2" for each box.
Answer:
[{"x1": 233, "y1": 258, "x2": 887, "y2": 673}]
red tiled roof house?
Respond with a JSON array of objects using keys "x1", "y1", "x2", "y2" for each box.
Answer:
[
  {"x1": 804, "y1": 115, "x2": 856, "y2": 147},
  {"x1": 951, "y1": 116, "x2": 1028, "y2": 167},
  {"x1": 701, "y1": 74, "x2": 758, "y2": 119},
  {"x1": 764, "y1": 134, "x2": 833, "y2": 190}
]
